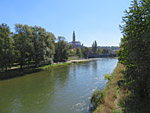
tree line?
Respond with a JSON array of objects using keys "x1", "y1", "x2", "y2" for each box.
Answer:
[
  {"x1": 0, "y1": 23, "x2": 69, "y2": 72},
  {"x1": 119, "y1": 0, "x2": 150, "y2": 111},
  {"x1": 0, "y1": 23, "x2": 118, "y2": 72},
  {"x1": 69, "y1": 41, "x2": 118, "y2": 59}
]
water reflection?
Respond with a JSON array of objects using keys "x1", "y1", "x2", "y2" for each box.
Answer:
[
  {"x1": 50, "y1": 66, "x2": 70, "y2": 87},
  {"x1": 0, "y1": 59, "x2": 118, "y2": 113},
  {"x1": 92, "y1": 61, "x2": 98, "y2": 71},
  {"x1": 72, "y1": 64, "x2": 77, "y2": 79}
]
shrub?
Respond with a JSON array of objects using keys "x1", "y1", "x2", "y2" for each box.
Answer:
[
  {"x1": 105, "y1": 73, "x2": 111, "y2": 80},
  {"x1": 90, "y1": 90, "x2": 104, "y2": 111}
]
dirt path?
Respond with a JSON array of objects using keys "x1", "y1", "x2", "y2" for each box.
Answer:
[{"x1": 67, "y1": 58, "x2": 101, "y2": 63}]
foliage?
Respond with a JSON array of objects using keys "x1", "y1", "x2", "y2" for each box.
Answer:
[
  {"x1": 68, "y1": 49, "x2": 76, "y2": 57},
  {"x1": 101, "y1": 48, "x2": 109, "y2": 54},
  {"x1": 54, "y1": 36, "x2": 70, "y2": 62},
  {"x1": 32, "y1": 26, "x2": 55, "y2": 65},
  {"x1": 104, "y1": 73, "x2": 111, "y2": 80},
  {"x1": 76, "y1": 48, "x2": 82, "y2": 58},
  {"x1": 0, "y1": 23, "x2": 56, "y2": 71},
  {"x1": 90, "y1": 90, "x2": 104, "y2": 111},
  {"x1": 113, "y1": 109, "x2": 121, "y2": 113},
  {"x1": 119, "y1": 0, "x2": 150, "y2": 105},
  {"x1": 90, "y1": 41, "x2": 118, "y2": 58},
  {"x1": 92, "y1": 41, "x2": 97, "y2": 53},
  {"x1": 14, "y1": 24, "x2": 33, "y2": 68},
  {"x1": 81, "y1": 47, "x2": 89, "y2": 58},
  {"x1": 92, "y1": 64, "x2": 125, "y2": 113},
  {"x1": 0, "y1": 23, "x2": 14, "y2": 71},
  {"x1": 14, "y1": 24, "x2": 55, "y2": 69}
]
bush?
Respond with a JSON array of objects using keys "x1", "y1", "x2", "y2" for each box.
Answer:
[
  {"x1": 105, "y1": 73, "x2": 111, "y2": 80},
  {"x1": 90, "y1": 90, "x2": 104, "y2": 111}
]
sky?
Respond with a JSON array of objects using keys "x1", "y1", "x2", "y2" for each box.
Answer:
[{"x1": 0, "y1": 0, "x2": 131, "y2": 47}]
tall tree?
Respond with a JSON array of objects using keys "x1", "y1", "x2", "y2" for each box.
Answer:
[
  {"x1": 14, "y1": 24, "x2": 33, "y2": 69},
  {"x1": 92, "y1": 41, "x2": 97, "y2": 53},
  {"x1": 32, "y1": 26, "x2": 55, "y2": 66},
  {"x1": 54, "y1": 37, "x2": 70, "y2": 62},
  {"x1": 0, "y1": 23, "x2": 14, "y2": 71},
  {"x1": 119, "y1": 0, "x2": 150, "y2": 99},
  {"x1": 43, "y1": 32, "x2": 55, "y2": 64}
]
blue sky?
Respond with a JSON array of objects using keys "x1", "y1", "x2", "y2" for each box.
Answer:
[{"x1": 0, "y1": 0, "x2": 131, "y2": 47}]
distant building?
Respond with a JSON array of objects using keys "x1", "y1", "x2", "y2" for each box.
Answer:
[{"x1": 69, "y1": 31, "x2": 82, "y2": 48}]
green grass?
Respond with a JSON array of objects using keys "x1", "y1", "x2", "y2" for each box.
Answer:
[
  {"x1": 92, "y1": 63, "x2": 124, "y2": 113},
  {"x1": 113, "y1": 109, "x2": 121, "y2": 113},
  {"x1": 0, "y1": 62, "x2": 72, "y2": 80},
  {"x1": 0, "y1": 60, "x2": 90, "y2": 80},
  {"x1": 39, "y1": 62, "x2": 71, "y2": 70}
]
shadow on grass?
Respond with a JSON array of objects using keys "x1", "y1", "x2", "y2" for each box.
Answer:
[
  {"x1": 0, "y1": 63, "x2": 72, "y2": 81},
  {"x1": 0, "y1": 67, "x2": 42, "y2": 81}
]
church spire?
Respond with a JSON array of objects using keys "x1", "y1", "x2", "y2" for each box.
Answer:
[
  {"x1": 73, "y1": 30, "x2": 75, "y2": 42},
  {"x1": 73, "y1": 30, "x2": 76, "y2": 48}
]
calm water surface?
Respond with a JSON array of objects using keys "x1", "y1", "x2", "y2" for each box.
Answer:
[{"x1": 0, "y1": 58, "x2": 118, "y2": 113}]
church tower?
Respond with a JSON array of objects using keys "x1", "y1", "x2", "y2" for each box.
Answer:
[
  {"x1": 72, "y1": 31, "x2": 76, "y2": 48},
  {"x1": 73, "y1": 31, "x2": 75, "y2": 42}
]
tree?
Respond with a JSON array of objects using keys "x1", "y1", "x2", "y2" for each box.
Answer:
[
  {"x1": 14, "y1": 24, "x2": 33, "y2": 69},
  {"x1": 81, "y1": 47, "x2": 89, "y2": 58},
  {"x1": 32, "y1": 26, "x2": 55, "y2": 66},
  {"x1": 54, "y1": 37, "x2": 70, "y2": 62},
  {"x1": 92, "y1": 41, "x2": 97, "y2": 53},
  {"x1": 0, "y1": 23, "x2": 14, "y2": 71},
  {"x1": 101, "y1": 48, "x2": 109, "y2": 54},
  {"x1": 119, "y1": 0, "x2": 150, "y2": 99},
  {"x1": 43, "y1": 32, "x2": 55, "y2": 64},
  {"x1": 32, "y1": 26, "x2": 43, "y2": 66},
  {"x1": 76, "y1": 48, "x2": 82, "y2": 58}
]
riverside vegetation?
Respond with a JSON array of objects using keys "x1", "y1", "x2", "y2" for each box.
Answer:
[
  {"x1": 0, "y1": 59, "x2": 118, "y2": 113},
  {"x1": 2, "y1": 0, "x2": 150, "y2": 112},
  {"x1": 0, "y1": 23, "x2": 118, "y2": 80},
  {"x1": 0, "y1": 24, "x2": 72, "y2": 80},
  {"x1": 91, "y1": 0, "x2": 150, "y2": 113},
  {"x1": 90, "y1": 63, "x2": 125, "y2": 113}
]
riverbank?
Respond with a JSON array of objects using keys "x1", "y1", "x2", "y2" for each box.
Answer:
[
  {"x1": 0, "y1": 58, "x2": 98, "y2": 80},
  {"x1": 38, "y1": 58, "x2": 102, "y2": 70},
  {"x1": 0, "y1": 58, "x2": 118, "y2": 113},
  {"x1": 91, "y1": 63, "x2": 125, "y2": 113}
]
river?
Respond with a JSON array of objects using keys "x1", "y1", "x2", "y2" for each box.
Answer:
[{"x1": 0, "y1": 58, "x2": 118, "y2": 113}]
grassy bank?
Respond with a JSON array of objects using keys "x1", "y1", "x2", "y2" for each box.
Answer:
[
  {"x1": 0, "y1": 59, "x2": 92, "y2": 81},
  {"x1": 39, "y1": 58, "x2": 96, "y2": 70},
  {"x1": 91, "y1": 63, "x2": 125, "y2": 113},
  {"x1": 39, "y1": 62, "x2": 71, "y2": 70},
  {"x1": 91, "y1": 62, "x2": 150, "y2": 113},
  {"x1": 0, "y1": 62, "x2": 72, "y2": 80}
]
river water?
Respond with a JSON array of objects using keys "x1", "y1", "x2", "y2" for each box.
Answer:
[{"x1": 0, "y1": 58, "x2": 118, "y2": 113}]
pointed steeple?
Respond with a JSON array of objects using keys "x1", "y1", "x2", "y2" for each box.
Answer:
[
  {"x1": 73, "y1": 30, "x2": 75, "y2": 42},
  {"x1": 72, "y1": 30, "x2": 76, "y2": 48}
]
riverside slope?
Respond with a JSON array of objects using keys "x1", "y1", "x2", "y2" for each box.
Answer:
[{"x1": 93, "y1": 63, "x2": 125, "y2": 113}]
